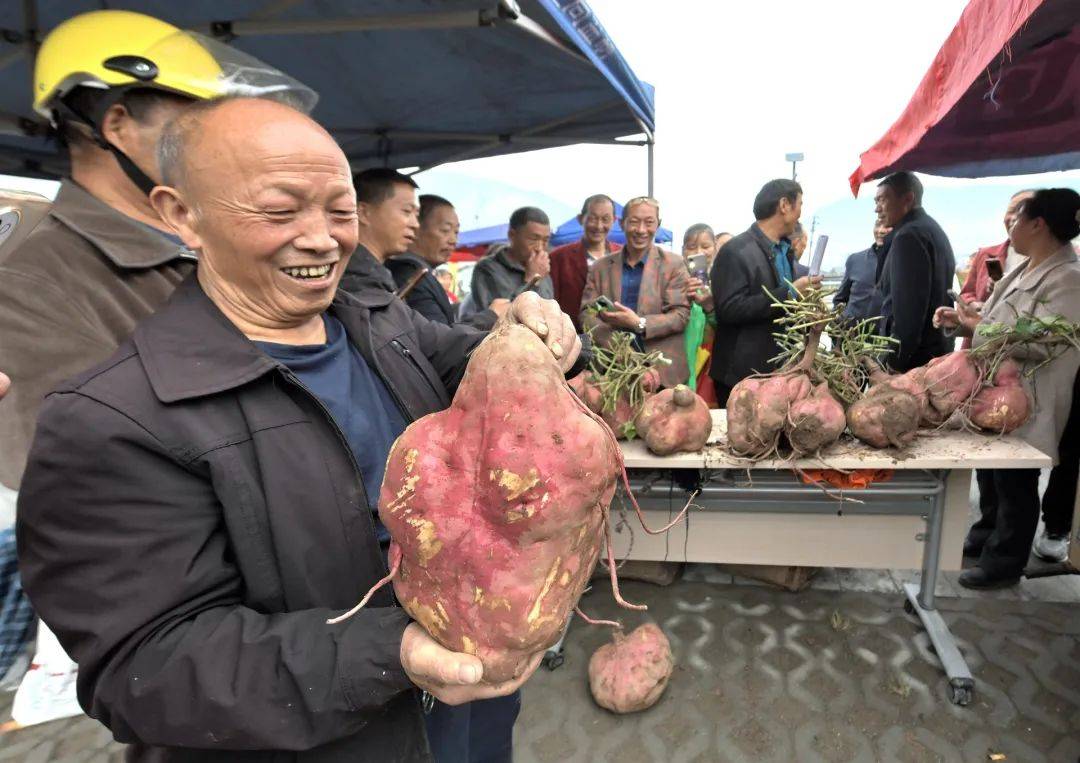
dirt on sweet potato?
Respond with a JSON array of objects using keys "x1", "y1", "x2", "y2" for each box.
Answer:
[
  {"x1": 846, "y1": 385, "x2": 921, "y2": 449},
  {"x1": 786, "y1": 382, "x2": 846, "y2": 454}
]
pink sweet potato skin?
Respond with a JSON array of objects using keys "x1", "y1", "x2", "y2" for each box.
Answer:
[
  {"x1": 588, "y1": 623, "x2": 673, "y2": 714},
  {"x1": 847, "y1": 385, "x2": 921, "y2": 448},
  {"x1": 380, "y1": 323, "x2": 620, "y2": 683},
  {"x1": 970, "y1": 384, "x2": 1031, "y2": 433},
  {"x1": 635, "y1": 385, "x2": 712, "y2": 455},
  {"x1": 923, "y1": 351, "x2": 981, "y2": 419},
  {"x1": 786, "y1": 382, "x2": 846, "y2": 454},
  {"x1": 969, "y1": 361, "x2": 1030, "y2": 433},
  {"x1": 726, "y1": 373, "x2": 812, "y2": 456}
]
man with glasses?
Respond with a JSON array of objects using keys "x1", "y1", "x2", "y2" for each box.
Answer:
[
  {"x1": 581, "y1": 197, "x2": 691, "y2": 388},
  {"x1": 549, "y1": 194, "x2": 621, "y2": 331}
]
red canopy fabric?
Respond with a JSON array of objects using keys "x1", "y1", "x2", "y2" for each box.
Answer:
[{"x1": 850, "y1": 0, "x2": 1080, "y2": 196}]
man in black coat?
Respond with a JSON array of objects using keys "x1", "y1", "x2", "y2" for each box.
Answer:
[
  {"x1": 383, "y1": 193, "x2": 504, "y2": 330},
  {"x1": 16, "y1": 98, "x2": 584, "y2": 763},
  {"x1": 709, "y1": 179, "x2": 820, "y2": 407},
  {"x1": 874, "y1": 171, "x2": 956, "y2": 372}
]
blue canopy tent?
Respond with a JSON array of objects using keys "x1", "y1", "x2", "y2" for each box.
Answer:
[{"x1": 0, "y1": 1, "x2": 655, "y2": 187}]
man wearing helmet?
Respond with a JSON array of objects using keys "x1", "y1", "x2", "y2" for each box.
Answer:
[
  {"x1": 0, "y1": 8, "x2": 316, "y2": 734},
  {"x1": 0, "y1": 9, "x2": 314, "y2": 492}
]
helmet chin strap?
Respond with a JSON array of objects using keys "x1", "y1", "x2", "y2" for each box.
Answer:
[
  {"x1": 53, "y1": 88, "x2": 159, "y2": 197},
  {"x1": 101, "y1": 142, "x2": 157, "y2": 195}
]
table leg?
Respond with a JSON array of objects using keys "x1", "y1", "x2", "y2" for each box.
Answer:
[{"x1": 904, "y1": 469, "x2": 974, "y2": 706}]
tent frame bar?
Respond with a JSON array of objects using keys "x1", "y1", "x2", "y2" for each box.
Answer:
[{"x1": 208, "y1": 9, "x2": 499, "y2": 37}]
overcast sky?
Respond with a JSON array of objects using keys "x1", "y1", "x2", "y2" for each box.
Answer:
[{"x1": 418, "y1": 0, "x2": 1080, "y2": 268}]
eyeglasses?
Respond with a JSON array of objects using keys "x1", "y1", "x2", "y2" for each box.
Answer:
[{"x1": 623, "y1": 196, "x2": 661, "y2": 219}]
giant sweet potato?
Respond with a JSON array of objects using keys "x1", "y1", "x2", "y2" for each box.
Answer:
[
  {"x1": 726, "y1": 373, "x2": 812, "y2": 457},
  {"x1": 969, "y1": 360, "x2": 1031, "y2": 433},
  {"x1": 847, "y1": 385, "x2": 921, "y2": 449},
  {"x1": 634, "y1": 385, "x2": 712, "y2": 455},
  {"x1": 588, "y1": 623, "x2": 673, "y2": 714},
  {"x1": 864, "y1": 360, "x2": 932, "y2": 424},
  {"x1": 786, "y1": 382, "x2": 846, "y2": 454},
  {"x1": 923, "y1": 351, "x2": 981, "y2": 420},
  {"x1": 329, "y1": 322, "x2": 677, "y2": 684}
]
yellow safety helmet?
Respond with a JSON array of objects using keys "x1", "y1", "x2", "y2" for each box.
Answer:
[{"x1": 33, "y1": 9, "x2": 318, "y2": 119}]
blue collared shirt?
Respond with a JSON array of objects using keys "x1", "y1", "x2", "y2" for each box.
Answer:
[
  {"x1": 772, "y1": 239, "x2": 794, "y2": 294},
  {"x1": 621, "y1": 252, "x2": 648, "y2": 311}
]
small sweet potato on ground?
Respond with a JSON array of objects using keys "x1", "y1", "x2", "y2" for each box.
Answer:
[
  {"x1": 634, "y1": 385, "x2": 712, "y2": 455},
  {"x1": 588, "y1": 623, "x2": 673, "y2": 713}
]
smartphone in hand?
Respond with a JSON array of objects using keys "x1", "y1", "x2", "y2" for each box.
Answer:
[{"x1": 686, "y1": 253, "x2": 709, "y2": 281}]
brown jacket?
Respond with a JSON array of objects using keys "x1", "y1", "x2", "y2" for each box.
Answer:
[
  {"x1": 0, "y1": 180, "x2": 194, "y2": 489},
  {"x1": 580, "y1": 246, "x2": 690, "y2": 388},
  {"x1": 973, "y1": 244, "x2": 1080, "y2": 464}
]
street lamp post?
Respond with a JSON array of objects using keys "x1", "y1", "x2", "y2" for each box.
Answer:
[{"x1": 785, "y1": 152, "x2": 804, "y2": 181}]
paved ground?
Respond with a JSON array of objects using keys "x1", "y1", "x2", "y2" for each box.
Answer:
[
  {"x1": 515, "y1": 579, "x2": 1080, "y2": 763},
  {"x1": 2, "y1": 473, "x2": 1077, "y2": 761},
  {"x1": 3, "y1": 571, "x2": 1078, "y2": 762}
]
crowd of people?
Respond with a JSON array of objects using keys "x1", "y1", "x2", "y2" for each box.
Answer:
[{"x1": 0, "y1": 8, "x2": 1078, "y2": 763}]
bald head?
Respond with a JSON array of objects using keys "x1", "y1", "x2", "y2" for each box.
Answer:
[
  {"x1": 157, "y1": 97, "x2": 342, "y2": 192},
  {"x1": 149, "y1": 96, "x2": 358, "y2": 340}
]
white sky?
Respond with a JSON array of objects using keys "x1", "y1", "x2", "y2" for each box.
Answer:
[{"x1": 418, "y1": 0, "x2": 1080, "y2": 265}]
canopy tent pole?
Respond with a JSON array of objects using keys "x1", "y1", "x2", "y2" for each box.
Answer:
[{"x1": 647, "y1": 137, "x2": 654, "y2": 197}]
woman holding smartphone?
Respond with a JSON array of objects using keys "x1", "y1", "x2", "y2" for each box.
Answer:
[
  {"x1": 934, "y1": 188, "x2": 1080, "y2": 588},
  {"x1": 682, "y1": 224, "x2": 731, "y2": 405}
]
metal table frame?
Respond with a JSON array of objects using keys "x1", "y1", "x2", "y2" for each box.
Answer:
[{"x1": 612, "y1": 466, "x2": 975, "y2": 705}]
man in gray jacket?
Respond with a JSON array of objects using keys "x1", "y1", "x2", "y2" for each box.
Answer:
[{"x1": 465, "y1": 206, "x2": 555, "y2": 315}]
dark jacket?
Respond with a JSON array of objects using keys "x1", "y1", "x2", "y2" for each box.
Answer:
[
  {"x1": 877, "y1": 207, "x2": 956, "y2": 372},
  {"x1": 708, "y1": 224, "x2": 795, "y2": 388},
  {"x1": 0, "y1": 179, "x2": 194, "y2": 489},
  {"x1": 384, "y1": 252, "x2": 498, "y2": 331},
  {"x1": 465, "y1": 247, "x2": 554, "y2": 314},
  {"x1": 16, "y1": 272, "x2": 489, "y2": 762},
  {"x1": 834, "y1": 245, "x2": 883, "y2": 322}
]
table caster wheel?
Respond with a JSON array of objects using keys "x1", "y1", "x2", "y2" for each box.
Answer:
[
  {"x1": 543, "y1": 653, "x2": 564, "y2": 670},
  {"x1": 949, "y1": 680, "x2": 973, "y2": 706},
  {"x1": 903, "y1": 599, "x2": 915, "y2": 615}
]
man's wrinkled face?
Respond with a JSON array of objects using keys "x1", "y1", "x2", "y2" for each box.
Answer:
[
  {"x1": 1003, "y1": 191, "x2": 1034, "y2": 236},
  {"x1": 581, "y1": 199, "x2": 615, "y2": 247},
  {"x1": 774, "y1": 194, "x2": 802, "y2": 238},
  {"x1": 180, "y1": 114, "x2": 358, "y2": 324},
  {"x1": 360, "y1": 183, "x2": 419, "y2": 257},
  {"x1": 622, "y1": 200, "x2": 660, "y2": 251},
  {"x1": 874, "y1": 185, "x2": 912, "y2": 228},
  {"x1": 509, "y1": 221, "x2": 550, "y2": 261},
  {"x1": 415, "y1": 204, "x2": 460, "y2": 266}
]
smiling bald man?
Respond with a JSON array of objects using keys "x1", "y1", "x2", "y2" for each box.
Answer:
[{"x1": 16, "y1": 97, "x2": 584, "y2": 763}]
